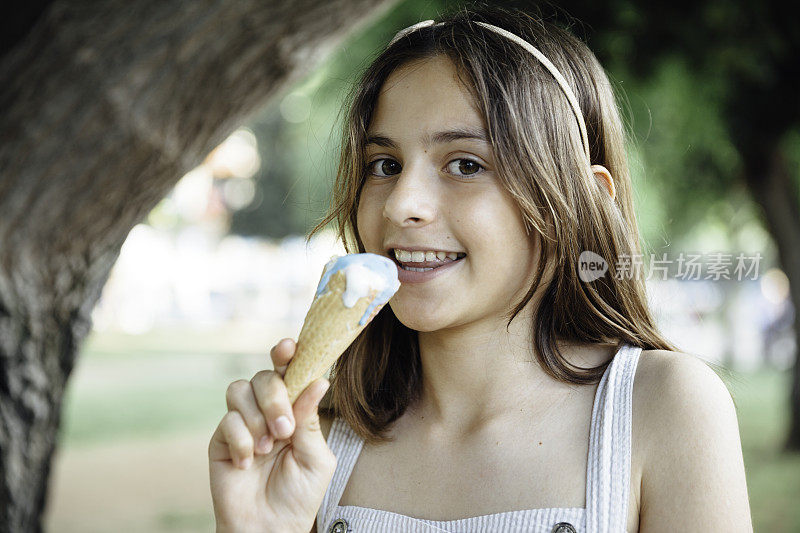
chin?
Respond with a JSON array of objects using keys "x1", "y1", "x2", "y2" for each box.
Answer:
[{"x1": 388, "y1": 300, "x2": 451, "y2": 332}]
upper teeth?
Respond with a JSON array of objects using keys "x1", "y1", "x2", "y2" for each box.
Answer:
[{"x1": 393, "y1": 249, "x2": 464, "y2": 262}]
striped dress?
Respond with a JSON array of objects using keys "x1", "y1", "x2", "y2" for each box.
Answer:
[{"x1": 316, "y1": 343, "x2": 642, "y2": 533}]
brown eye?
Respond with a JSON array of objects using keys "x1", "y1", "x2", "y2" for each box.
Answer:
[
  {"x1": 366, "y1": 158, "x2": 401, "y2": 178},
  {"x1": 446, "y1": 158, "x2": 484, "y2": 177}
]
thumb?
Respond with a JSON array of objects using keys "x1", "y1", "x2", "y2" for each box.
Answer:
[{"x1": 290, "y1": 378, "x2": 332, "y2": 468}]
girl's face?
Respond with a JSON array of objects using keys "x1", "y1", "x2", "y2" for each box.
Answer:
[{"x1": 357, "y1": 55, "x2": 540, "y2": 332}]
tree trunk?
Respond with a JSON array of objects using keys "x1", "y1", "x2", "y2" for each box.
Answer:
[
  {"x1": 741, "y1": 146, "x2": 800, "y2": 451},
  {"x1": 0, "y1": 0, "x2": 398, "y2": 530}
]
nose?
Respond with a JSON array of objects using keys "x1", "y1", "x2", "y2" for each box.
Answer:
[{"x1": 382, "y1": 163, "x2": 436, "y2": 227}]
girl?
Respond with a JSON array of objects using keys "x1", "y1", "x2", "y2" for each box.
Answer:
[{"x1": 209, "y1": 5, "x2": 753, "y2": 532}]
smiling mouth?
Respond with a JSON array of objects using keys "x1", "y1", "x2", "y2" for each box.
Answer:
[{"x1": 390, "y1": 248, "x2": 467, "y2": 271}]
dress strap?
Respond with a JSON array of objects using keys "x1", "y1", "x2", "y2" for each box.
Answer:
[
  {"x1": 317, "y1": 417, "x2": 365, "y2": 531},
  {"x1": 585, "y1": 342, "x2": 643, "y2": 532}
]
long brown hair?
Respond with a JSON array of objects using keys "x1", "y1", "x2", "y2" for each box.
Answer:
[{"x1": 309, "y1": 3, "x2": 678, "y2": 444}]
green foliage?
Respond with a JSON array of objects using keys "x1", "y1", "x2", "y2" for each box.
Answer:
[
  {"x1": 621, "y1": 55, "x2": 750, "y2": 249},
  {"x1": 229, "y1": 110, "x2": 306, "y2": 238}
]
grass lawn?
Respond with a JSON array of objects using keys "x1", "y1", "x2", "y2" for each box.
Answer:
[
  {"x1": 56, "y1": 328, "x2": 800, "y2": 531},
  {"x1": 58, "y1": 324, "x2": 283, "y2": 446},
  {"x1": 727, "y1": 369, "x2": 800, "y2": 532}
]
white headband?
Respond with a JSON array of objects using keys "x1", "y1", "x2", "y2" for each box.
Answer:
[{"x1": 388, "y1": 19, "x2": 592, "y2": 163}]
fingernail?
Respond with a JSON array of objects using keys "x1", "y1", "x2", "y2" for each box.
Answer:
[
  {"x1": 240, "y1": 456, "x2": 252, "y2": 470},
  {"x1": 275, "y1": 364, "x2": 288, "y2": 374},
  {"x1": 273, "y1": 415, "x2": 293, "y2": 438},
  {"x1": 257, "y1": 435, "x2": 271, "y2": 454}
]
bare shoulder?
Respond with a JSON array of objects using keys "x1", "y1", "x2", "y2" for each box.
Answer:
[
  {"x1": 632, "y1": 349, "x2": 753, "y2": 531},
  {"x1": 633, "y1": 348, "x2": 738, "y2": 463},
  {"x1": 634, "y1": 349, "x2": 733, "y2": 413}
]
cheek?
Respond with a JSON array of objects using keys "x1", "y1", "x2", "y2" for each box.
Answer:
[
  {"x1": 464, "y1": 194, "x2": 535, "y2": 266},
  {"x1": 457, "y1": 194, "x2": 517, "y2": 249},
  {"x1": 356, "y1": 190, "x2": 382, "y2": 250}
]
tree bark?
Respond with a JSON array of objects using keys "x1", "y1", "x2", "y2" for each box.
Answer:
[
  {"x1": 741, "y1": 146, "x2": 800, "y2": 451},
  {"x1": 0, "y1": 0, "x2": 398, "y2": 530}
]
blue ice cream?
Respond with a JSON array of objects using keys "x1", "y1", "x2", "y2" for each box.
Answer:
[{"x1": 315, "y1": 253, "x2": 400, "y2": 325}]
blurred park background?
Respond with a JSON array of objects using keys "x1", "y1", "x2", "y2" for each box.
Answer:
[{"x1": 10, "y1": 0, "x2": 794, "y2": 531}]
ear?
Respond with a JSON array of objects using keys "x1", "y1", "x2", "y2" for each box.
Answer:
[{"x1": 591, "y1": 164, "x2": 616, "y2": 201}]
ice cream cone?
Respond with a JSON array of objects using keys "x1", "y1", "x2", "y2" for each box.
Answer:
[{"x1": 283, "y1": 254, "x2": 399, "y2": 403}]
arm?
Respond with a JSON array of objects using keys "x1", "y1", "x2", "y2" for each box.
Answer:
[{"x1": 636, "y1": 351, "x2": 753, "y2": 532}]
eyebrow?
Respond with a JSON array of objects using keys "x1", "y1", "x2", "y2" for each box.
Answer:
[{"x1": 365, "y1": 126, "x2": 489, "y2": 149}]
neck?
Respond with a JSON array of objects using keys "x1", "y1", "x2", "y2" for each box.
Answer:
[{"x1": 412, "y1": 305, "x2": 562, "y2": 436}]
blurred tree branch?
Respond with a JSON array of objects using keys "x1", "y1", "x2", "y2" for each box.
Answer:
[{"x1": 0, "y1": 0, "x2": 399, "y2": 530}]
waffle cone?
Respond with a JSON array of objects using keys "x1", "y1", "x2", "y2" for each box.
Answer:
[{"x1": 284, "y1": 269, "x2": 380, "y2": 404}]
